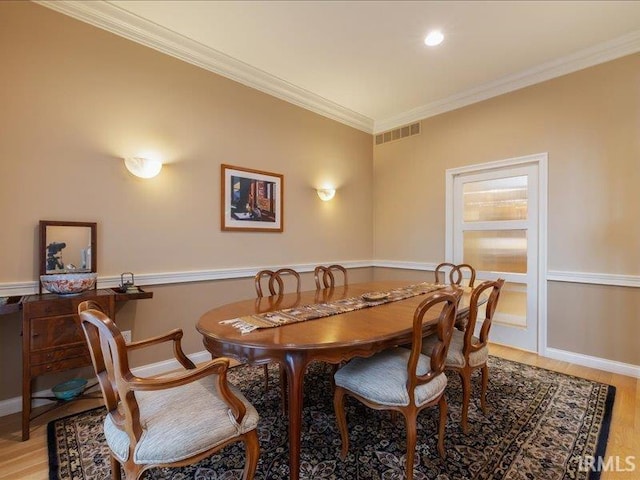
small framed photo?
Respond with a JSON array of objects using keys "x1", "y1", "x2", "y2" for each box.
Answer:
[{"x1": 221, "y1": 164, "x2": 284, "y2": 232}]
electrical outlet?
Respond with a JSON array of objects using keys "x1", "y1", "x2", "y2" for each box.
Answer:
[{"x1": 122, "y1": 330, "x2": 132, "y2": 343}]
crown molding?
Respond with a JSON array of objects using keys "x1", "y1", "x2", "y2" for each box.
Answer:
[
  {"x1": 19, "y1": 4, "x2": 640, "y2": 140},
  {"x1": 35, "y1": 0, "x2": 374, "y2": 133},
  {"x1": 374, "y1": 29, "x2": 640, "y2": 133}
]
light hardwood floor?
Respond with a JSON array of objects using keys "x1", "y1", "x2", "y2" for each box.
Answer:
[{"x1": 0, "y1": 345, "x2": 638, "y2": 479}]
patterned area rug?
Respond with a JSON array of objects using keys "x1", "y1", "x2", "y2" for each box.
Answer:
[{"x1": 48, "y1": 357, "x2": 614, "y2": 480}]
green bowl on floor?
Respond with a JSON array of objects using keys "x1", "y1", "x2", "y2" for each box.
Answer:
[{"x1": 52, "y1": 378, "x2": 87, "y2": 401}]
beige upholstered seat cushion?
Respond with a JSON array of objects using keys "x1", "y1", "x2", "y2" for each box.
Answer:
[
  {"x1": 422, "y1": 329, "x2": 488, "y2": 368},
  {"x1": 334, "y1": 347, "x2": 447, "y2": 407},
  {"x1": 104, "y1": 375, "x2": 259, "y2": 464}
]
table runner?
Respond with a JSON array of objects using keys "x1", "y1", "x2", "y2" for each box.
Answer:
[{"x1": 220, "y1": 282, "x2": 445, "y2": 333}]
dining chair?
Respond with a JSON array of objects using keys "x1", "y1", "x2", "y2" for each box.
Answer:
[
  {"x1": 314, "y1": 264, "x2": 349, "y2": 377},
  {"x1": 333, "y1": 290, "x2": 461, "y2": 479},
  {"x1": 434, "y1": 262, "x2": 477, "y2": 330},
  {"x1": 77, "y1": 301, "x2": 260, "y2": 480},
  {"x1": 254, "y1": 268, "x2": 301, "y2": 392},
  {"x1": 255, "y1": 268, "x2": 301, "y2": 297},
  {"x1": 422, "y1": 279, "x2": 504, "y2": 434},
  {"x1": 434, "y1": 262, "x2": 476, "y2": 288},
  {"x1": 314, "y1": 264, "x2": 348, "y2": 289}
]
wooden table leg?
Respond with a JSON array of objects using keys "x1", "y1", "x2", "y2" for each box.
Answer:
[
  {"x1": 279, "y1": 364, "x2": 288, "y2": 415},
  {"x1": 21, "y1": 378, "x2": 31, "y2": 441},
  {"x1": 281, "y1": 352, "x2": 307, "y2": 480}
]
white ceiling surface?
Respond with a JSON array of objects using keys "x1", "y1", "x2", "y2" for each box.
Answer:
[{"x1": 41, "y1": 1, "x2": 640, "y2": 133}]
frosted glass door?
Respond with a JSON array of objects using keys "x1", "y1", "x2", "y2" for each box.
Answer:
[{"x1": 452, "y1": 164, "x2": 538, "y2": 351}]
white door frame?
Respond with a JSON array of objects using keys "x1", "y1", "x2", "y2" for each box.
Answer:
[{"x1": 445, "y1": 153, "x2": 548, "y2": 355}]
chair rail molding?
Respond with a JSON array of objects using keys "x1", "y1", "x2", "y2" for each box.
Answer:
[
  {"x1": 546, "y1": 270, "x2": 640, "y2": 288},
  {"x1": 2, "y1": 263, "x2": 639, "y2": 297},
  {"x1": 372, "y1": 260, "x2": 439, "y2": 271},
  {"x1": 0, "y1": 260, "x2": 372, "y2": 297}
]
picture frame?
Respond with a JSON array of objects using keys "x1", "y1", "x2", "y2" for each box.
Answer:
[{"x1": 221, "y1": 164, "x2": 284, "y2": 232}]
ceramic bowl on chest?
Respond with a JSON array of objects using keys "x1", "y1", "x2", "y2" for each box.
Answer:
[{"x1": 40, "y1": 272, "x2": 97, "y2": 295}]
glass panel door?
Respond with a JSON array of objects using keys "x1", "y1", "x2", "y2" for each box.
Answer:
[{"x1": 452, "y1": 163, "x2": 538, "y2": 351}]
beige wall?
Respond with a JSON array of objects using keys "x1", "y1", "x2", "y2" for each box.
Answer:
[
  {"x1": 374, "y1": 53, "x2": 640, "y2": 365},
  {"x1": 548, "y1": 282, "x2": 639, "y2": 362},
  {"x1": 0, "y1": 2, "x2": 638, "y2": 403},
  {"x1": 0, "y1": 3, "x2": 373, "y2": 400},
  {"x1": 0, "y1": 2, "x2": 373, "y2": 283}
]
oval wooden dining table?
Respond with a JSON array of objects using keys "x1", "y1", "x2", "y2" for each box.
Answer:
[{"x1": 196, "y1": 280, "x2": 472, "y2": 480}]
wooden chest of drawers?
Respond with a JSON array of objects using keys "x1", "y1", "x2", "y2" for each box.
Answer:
[{"x1": 21, "y1": 290, "x2": 115, "y2": 440}]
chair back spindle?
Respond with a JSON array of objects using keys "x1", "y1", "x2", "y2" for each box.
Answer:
[
  {"x1": 255, "y1": 268, "x2": 301, "y2": 297},
  {"x1": 78, "y1": 302, "x2": 143, "y2": 453},
  {"x1": 314, "y1": 264, "x2": 348, "y2": 289},
  {"x1": 434, "y1": 262, "x2": 476, "y2": 288},
  {"x1": 406, "y1": 290, "x2": 461, "y2": 404},
  {"x1": 463, "y1": 279, "x2": 505, "y2": 358}
]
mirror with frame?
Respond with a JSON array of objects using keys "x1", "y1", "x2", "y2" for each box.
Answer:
[{"x1": 39, "y1": 220, "x2": 97, "y2": 292}]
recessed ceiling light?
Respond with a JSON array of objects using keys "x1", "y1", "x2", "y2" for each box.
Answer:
[{"x1": 424, "y1": 30, "x2": 444, "y2": 47}]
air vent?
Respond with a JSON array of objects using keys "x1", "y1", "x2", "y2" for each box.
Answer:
[{"x1": 374, "y1": 122, "x2": 421, "y2": 146}]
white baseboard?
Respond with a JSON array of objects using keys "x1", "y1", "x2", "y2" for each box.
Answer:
[
  {"x1": 129, "y1": 350, "x2": 213, "y2": 377},
  {"x1": 0, "y1": 392, "x2": 54, "y2": 419},
  {"x1": 545, "y1": 347, "x2": 640, "y2": 379},
  {"x1": 0, "y1": 350, "x2": 213, "y2": 418},
  {"x1": 2, "y1": 346, "x2": 637, "y2": 418}
]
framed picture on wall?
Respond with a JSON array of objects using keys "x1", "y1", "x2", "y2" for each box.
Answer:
[{"x1": 221, "y1": 164, "x2": 284, "y2": 232}]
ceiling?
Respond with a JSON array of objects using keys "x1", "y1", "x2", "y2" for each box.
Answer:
[{"x1": 40, "y1": 1, "x2": 640, "y2": 133}]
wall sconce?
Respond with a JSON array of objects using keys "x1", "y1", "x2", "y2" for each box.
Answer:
[
  {"x1": 124, "y1": 156, "x2": 162, "y2": 179},
  {"x1": 317, "y1": 188, "x2": 336, "y2": 201}
]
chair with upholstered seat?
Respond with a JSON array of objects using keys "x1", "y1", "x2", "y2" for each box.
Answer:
[
  {"x1": 254, "y1": 268, "x2": 301, "y2": 391},
  {"x1": 314, "y1": 264, "x2": 348, "y2": 289},
  {"x1": 422, "y1": 279, "x2": 504, "y2": 434},
  {"x1": 434, "y1": 262, "x2": 476, "y2": 288},
  {"x1": 77, "y1": 301, "x2": 260, "y2": 480},
  {"x1": 333, "y1": 290, "x2": 461, "y2": 479}
]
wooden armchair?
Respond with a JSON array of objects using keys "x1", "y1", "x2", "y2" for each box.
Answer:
[
  {"x1": 422, "y1": 279, "x2": 504, "y2": 433},
  {"x1": 333, "y1": 290, "x2": 461, "y2": 479},
  {"x1": 314, "y1": 264, "x2": 348, "y2": 289},
  {"x1": 77, "y1": 301, "x2": 260, "y2": 480}
]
